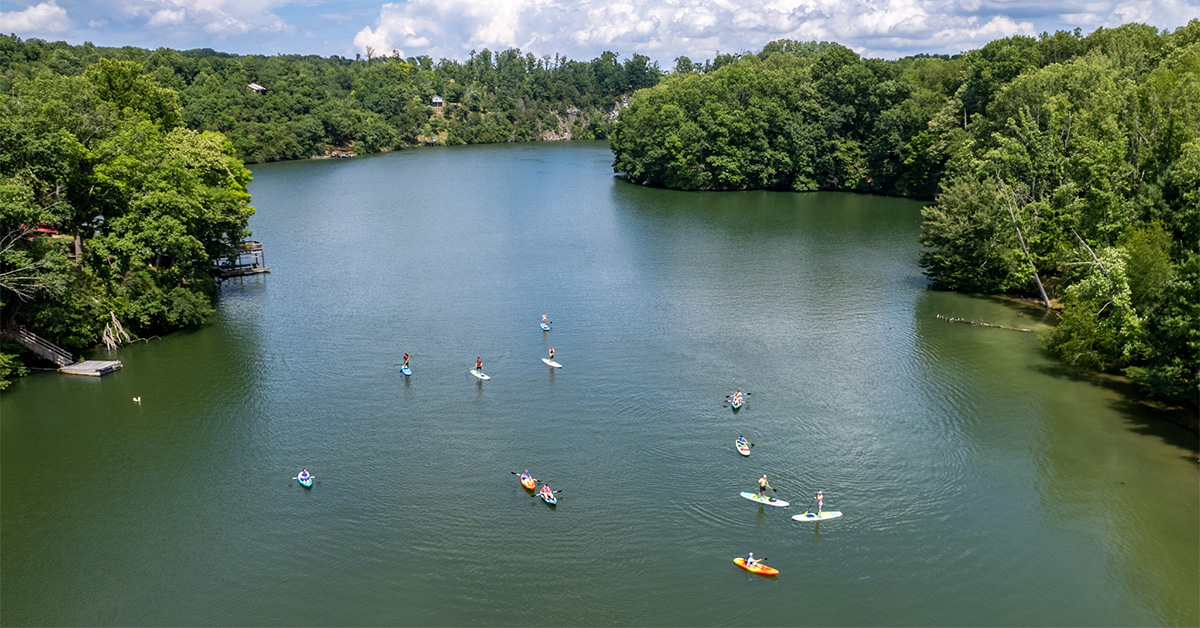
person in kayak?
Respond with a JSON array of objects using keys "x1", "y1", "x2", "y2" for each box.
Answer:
[
  {"x1": 540, "y1": 484, "x2": 554, "y2": 501},
  {"x1": 299, "y1": 469, "x2": 310, "y2": 480},
  {"x1": 814, "y1": 490, "x2": 824, "y2": 514},
  {"x1": 548, "y1": 347, "x2": 555, "y2": 360},
  {"x1": 475, "y1": 357, "x2": 483, "y2": 372},
  {"x1": 731, "y1": 390, "x2": 743, "y2": 406},
  {"x1": 758, "y1": 474, "x2": 771, "y2": 497},
  {"x1": 737, "y1": 436, "x2": 748, "y2": 449},
  {"x1": 745, "y1": 552, "x2": 759, "y2": 568}
]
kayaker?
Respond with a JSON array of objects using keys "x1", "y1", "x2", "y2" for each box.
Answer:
[
  {"x1": 475, "y1": 357, "x2": 483, "y2": 372},
  {"x1": 299, "y1": 469, "x2": 309, "y2": 480},
  {"x1": 732, "y1": 390, "x2": 742, "y2": 405},
  {"x1": 548, "y1": 347, "x2": 555, "y2": 360},
  {"x1": 745, "y1": 552, "x2": 759, "y2": 568},
  {"x1": 815, "y1": 490, "x2": 824, "y2": 514},
  {"x1": 757, "y1": 474, "x2": 771, "y2": 497},
  {"x1": 737, "y1": 436, "x2": 747, "y2": 448}
]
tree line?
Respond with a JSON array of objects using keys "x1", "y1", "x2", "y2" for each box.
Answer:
[
  {"x1": 1, "y1": 36, "x2": 663, "y2": 163},
  {"x1": 610, "y1": 22, "x2": 1198, "y2": 408}
]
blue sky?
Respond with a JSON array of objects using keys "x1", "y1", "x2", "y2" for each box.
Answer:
[{"x1": 1, "y1": 0, "x2": 1196, "y2": 64}]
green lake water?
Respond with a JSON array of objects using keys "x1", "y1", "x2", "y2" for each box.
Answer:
[{"x1": 2, "y1": 141, "x2": 1196, "y2": 626}]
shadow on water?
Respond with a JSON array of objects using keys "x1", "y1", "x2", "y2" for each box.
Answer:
[{"x1": 1034, "y1": 361, "x2": 1199, "y2": 454}]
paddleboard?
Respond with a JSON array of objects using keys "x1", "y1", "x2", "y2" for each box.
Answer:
[
  {"x1": 740, "y1": 491, "x2": 788, "y2": 507},
  {"x1": 540, "y1": 323, "x2": 551, "y2": 331},
  {"x1": 733, "y1": 557, "x2": 779, "y2": 576},
  {"x1": 520, "y1": 473, "x2": 537, "y2": 490},
  {"x1": 470, "y1": 369, "x2": 491, "y2": 381},
  {"x1": 736, "y1": 439, "x2": 750, "y2": 456},
  {"x1": 791, "y1": 511, "x2": 842, "y2": 521},
  {"x1": 542, "y1": 358, "x2": 562, "y2": 368},
  {"x1": 401, "y1": 365, "x2": 412, "y2": 376},
  {"x1": 298, "y1": 475, "x2": 313, "y2": 488}
]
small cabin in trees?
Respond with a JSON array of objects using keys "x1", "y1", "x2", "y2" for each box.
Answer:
[
  {"x1": 248, "y1": 83, "x2": 266, "y2": 94},
  {"x1": 431, "y1": 95, "x2": 444, "y2": 107}
]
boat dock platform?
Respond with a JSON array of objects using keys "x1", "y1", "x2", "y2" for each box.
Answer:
[
  {"x1": 214, "y1": 240, "x2": 270, "y2": 279},
  {"x1": 59, "y1": 360, "x2": 123, "y2": 377}
]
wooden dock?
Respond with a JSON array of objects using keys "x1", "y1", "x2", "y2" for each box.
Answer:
[
  {"x1": 59, "y1": 360, "x2": 123, "y2": 377},
  {"x1": 214, "y1": 240, "x2": 270, "y2": 279}
]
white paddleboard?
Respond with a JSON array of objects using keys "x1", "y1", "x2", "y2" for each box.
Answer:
[
  {"x1": 740, "y1": 491, "x2": 788, "y2": 507},
  {"x1": 540, "y1": 323, "x2": 551, "y2": 331},
  {"x1": 470, "y1": 369, "x2": 491, "y2": 380},
  {"x1": 792, "y1": 511, "x2": 842, "y2": 521},
  {"x1": 542, "y1": 358, "x2": 562, "y2": 368}
]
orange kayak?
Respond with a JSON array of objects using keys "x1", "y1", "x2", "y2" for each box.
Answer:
[
  {"x1": 734, "y1": 557, "x2": 779, "y2": 576},
  {"x1": 520, "y1": 473, "x2": 536, "y2": 490}
]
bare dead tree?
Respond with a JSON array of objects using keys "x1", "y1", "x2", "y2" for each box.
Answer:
[
  {"x1": 0, "y1": 226, "x2": 64, "y2": 302},
  {"x1": 996, "y1": 174, "x2": 1052, "y2": 309},
  {"x1": 101, "y1": 311, "x2": 132, "y2": 350}
]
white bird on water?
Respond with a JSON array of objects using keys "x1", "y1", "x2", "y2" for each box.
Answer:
[{"x1": 133, "y1": 397, "x2": 141, "y2": 404}]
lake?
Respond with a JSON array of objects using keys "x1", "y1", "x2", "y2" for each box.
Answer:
[{"x1": 2, "y1": 141, "x2": 1196, "y2": 626}]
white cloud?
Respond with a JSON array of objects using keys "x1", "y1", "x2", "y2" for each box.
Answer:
[
  {"x1": 352, "y1": 0, "x2": 1061, "y2": 60},
  {"x1": 105, "y1": 0, "x2": 293, "y2": 37},
  {"x1": 146, "y1": 8, "x2": 186, "y2": 28},
  {"x1": 0, "y1": 1, "x2": 69, "y2": 33}
]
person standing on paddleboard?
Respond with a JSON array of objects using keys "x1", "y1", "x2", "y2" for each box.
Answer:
[
  {"x1": 548, "y1": 347, "x2": 555, "y2": 360},
  {"x1": 475, "y1": 357, "x2": 483, "y2": 372},
  {"x1": 815, "y1": 490, "x2": 824, "y2": 515},
  {"x1": 403, "y1": 353, "x2": 409, "y2": 368},
  {"x1": 542, "y1": 313, "x2": 548, "y2": 325},
  {"x1": 758, "y1": 475, "x2": 771, "y2": 497}
]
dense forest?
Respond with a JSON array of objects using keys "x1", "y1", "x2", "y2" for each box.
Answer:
[
  {"x1": 611, "y1": 22, "x2": 1199, "y2": 408},
  {"x1": 0, "y1": 36, "x2": 663, "y2": 163}
]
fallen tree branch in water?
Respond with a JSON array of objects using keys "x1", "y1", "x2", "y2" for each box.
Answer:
[{"x1": 936, "y1": 314, "x2": 1033, "y2": 332}]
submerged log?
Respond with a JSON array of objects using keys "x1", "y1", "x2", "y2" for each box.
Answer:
[{"x1": 936, "y1": 314, "x2": 1033, "y2": 332}]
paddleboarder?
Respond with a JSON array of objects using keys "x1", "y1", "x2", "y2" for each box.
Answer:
[
  {"x1": 542, "y1": 313, "x2": 548, "y2": 325},
  {"x1": 758, "y1": 474, "x2": 771, "y2": 497},
  {"x1": 548, "y1": 347, "x2": 555, "y2": 360},
  {"x1": 815, "y1": 490, "x2": 824, "y2": 515},
  {"x1": 475, "y1": 357, "x2": 483, "y2": 373},
  {"x1": 402, "y1": 353, "x2": 409, "y2": 368}
]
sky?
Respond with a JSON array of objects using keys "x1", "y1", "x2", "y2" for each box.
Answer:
[{"x1": 1, "y1": 0, "x2": 1197, "y2": 65}]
